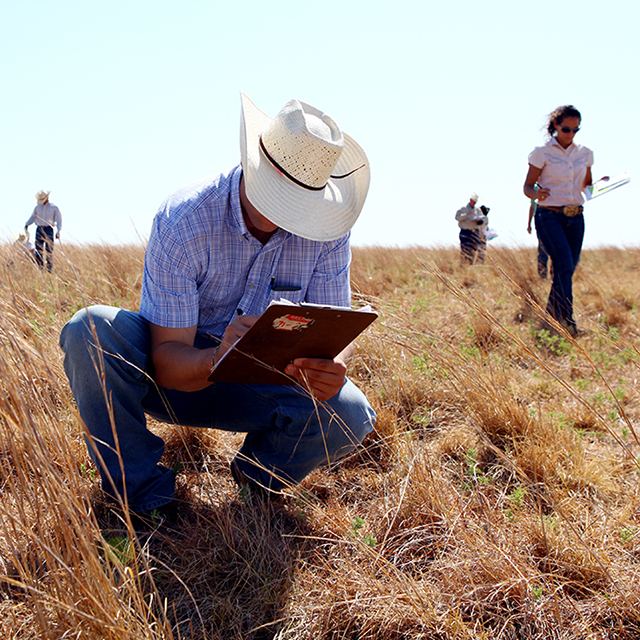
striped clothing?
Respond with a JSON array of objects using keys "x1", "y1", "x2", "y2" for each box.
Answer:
[{"x1": 139, "y1": 165, "x2": 352, "y2": 340}]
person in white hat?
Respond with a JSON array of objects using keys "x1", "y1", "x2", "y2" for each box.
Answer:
[
  {"x1": 12, "y1": 231, "x2": 36, "y2": 263},
  {"x1": 455, "y1": 193, "x2": 489, "y2": 264},
  {"x1": 24, "y1": 190, "x2": 62, "y2": 272},
  {"x1": 60, "y1": 93, "x2": 375, "y2": 517}
]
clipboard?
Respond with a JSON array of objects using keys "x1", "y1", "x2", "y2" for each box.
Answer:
[
  {"x1": 208, "y1": 303, "x2": 378, "y2": 385},
  {"x1": 584, "y1": 171, "x2": 630, "y2": 200}
]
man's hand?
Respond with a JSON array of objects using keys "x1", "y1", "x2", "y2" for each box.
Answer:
[
  {"x1": 214, "y1": 314, "x2": 259, "y2": 364},
  {"x1": 285, "y1": 357, "x2": 347, "y2": 401},
  {"x1": 149, "y1": 314, "x2": 257, "y2": 392}
]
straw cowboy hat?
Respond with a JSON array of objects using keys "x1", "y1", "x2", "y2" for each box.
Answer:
[
  {"x1": 36, "y1": 190, "x2": 51, "y2": 203},
  {"x1": 240, "y1": 92, "x2": 370, "y2": 242}
]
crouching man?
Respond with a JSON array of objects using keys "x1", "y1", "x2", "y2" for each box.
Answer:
[{"x1": 60, "y1": 92, "x2": 376, "y2": 514}]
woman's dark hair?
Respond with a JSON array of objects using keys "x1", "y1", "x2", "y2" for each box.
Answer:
[{"x1": 546, "y1": 105, "x2": 581, "y2": 137}]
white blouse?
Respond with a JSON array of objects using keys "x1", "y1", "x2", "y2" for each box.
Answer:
[{"x1": 528, "y1": 138, "x2": 594, "y2": 207}]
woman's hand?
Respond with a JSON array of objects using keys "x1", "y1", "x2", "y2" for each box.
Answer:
[{"x1": 536, "y1": 187, "x2": 551, "y2": 201}]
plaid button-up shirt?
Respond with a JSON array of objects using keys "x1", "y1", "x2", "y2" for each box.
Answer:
[{"x1": 139, "y1": 165, "x2": 352, "y2": 340}]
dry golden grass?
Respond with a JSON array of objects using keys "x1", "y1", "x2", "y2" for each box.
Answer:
[{"x1": 1, "y1": 240, "x2": 640, "y2": 639}]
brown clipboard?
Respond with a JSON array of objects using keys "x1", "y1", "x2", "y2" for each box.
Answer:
[{"x1": 207, "y1": 303, "x2": 377, "y2": 385}]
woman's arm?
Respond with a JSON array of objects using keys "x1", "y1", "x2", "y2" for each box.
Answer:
[
  {"x1": 583, "y1": 168, "x2": 611, "y2": 190},
  {"x1": 527, "y1": 202, "x2": 535, "y2": 234},
  {"x1": 523, "y1": 164, "x2": 550, "y2": 201}
]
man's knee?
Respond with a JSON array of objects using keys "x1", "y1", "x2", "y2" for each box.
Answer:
[
  {"x1": 328, "y1": 380, "x2": 376, "y2": 445},
  {"x1": 60, "y1": 305, "x2": 112, "y2": 355}
]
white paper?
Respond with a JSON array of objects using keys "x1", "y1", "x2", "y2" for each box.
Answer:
[
  {"x1": 268, "y1": 299, "x2": 371, "y2": 312},
  {"x1": 584, "y1": 171, "x2": 631, "y2": 200}
]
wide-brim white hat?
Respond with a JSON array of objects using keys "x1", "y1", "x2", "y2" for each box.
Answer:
[{"x1": 240, "y1": 92, "x2": 370, "y2": 242}]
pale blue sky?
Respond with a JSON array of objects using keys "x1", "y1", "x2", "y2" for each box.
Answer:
[{"x1": 1, "y1": 0, "x2": 637, "y2": 248}]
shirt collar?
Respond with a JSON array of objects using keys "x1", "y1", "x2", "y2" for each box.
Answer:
[
  {"x1": 549, "y1": 137, "x2": 575, "y2": 153},
  {"x1": 229, "y1": 165, "x2": 289, "y2": 245},
  {"x1": 229, "y1": 166, "x2": 247, "y2": 235}
]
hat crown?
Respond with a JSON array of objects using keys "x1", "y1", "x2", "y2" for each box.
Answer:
[{"x1": 261, "y1": 99, "x2": 344, "y2": 189}]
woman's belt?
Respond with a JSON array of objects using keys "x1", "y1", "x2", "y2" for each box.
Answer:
[{"x1": 538, "y1": 205, "x2": 583, "y2": 217}]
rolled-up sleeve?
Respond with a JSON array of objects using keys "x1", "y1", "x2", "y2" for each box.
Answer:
[
  {"x1": 455, "y1": 207, "x2": 469, "y2": 221},
  {"x1": 139, "y1": 216, "x2": 200, "y2": 328}
]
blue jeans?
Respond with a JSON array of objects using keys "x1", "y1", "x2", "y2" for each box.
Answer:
[
  {"x1": 459, "y1": 228, "x2": 486, "y2": 264},
  {"x1": 59, "y1": 306, "x2": 376, "y2": 512},
  {"x1": 35, "y1": 226, "x2": 55, "y2": 272},
  {"x1": 534, "y1": 208, "x2": 585, "y2": 329},
  {"x1": 537, "y1": 241, "x2": 549, "y2": 278}
]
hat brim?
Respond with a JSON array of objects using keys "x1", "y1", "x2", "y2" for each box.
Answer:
[{"x1": 240, "y1": 92, "x2": 370, "y2": 242}]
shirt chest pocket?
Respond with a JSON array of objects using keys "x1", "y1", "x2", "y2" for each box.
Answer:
[{"x1": 267, "y1": 279, "x2": 306, "y2": 305}]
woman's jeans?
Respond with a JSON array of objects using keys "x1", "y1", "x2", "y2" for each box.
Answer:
[
  {"x1": 59, "y1": 306, "x2": 376, "y2": 512},
  {"x1": 534, "y1": 208, "x2": 585, "y2": 329}
]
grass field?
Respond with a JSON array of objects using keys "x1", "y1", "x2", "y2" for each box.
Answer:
[{"x1": 1, "y1": 240, "x2": 640, "y2": 639}]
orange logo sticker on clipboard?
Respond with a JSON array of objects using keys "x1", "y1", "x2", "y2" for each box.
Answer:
[{"x1": 272, "y1": 314, "x2": 315, "y2": 332}]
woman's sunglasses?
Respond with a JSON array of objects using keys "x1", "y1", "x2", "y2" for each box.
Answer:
[{"x1": 560, "y1": 126, "x2": 580, "y2": 133}]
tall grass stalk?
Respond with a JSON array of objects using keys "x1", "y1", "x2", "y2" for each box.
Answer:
[{"x1": 1, "y1": 241, "x2": 640, "y2": 638}]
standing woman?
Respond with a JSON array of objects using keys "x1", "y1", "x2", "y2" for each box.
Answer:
[{"x1": 523, "y1": 105, "x2": 602, "y2": 335}]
